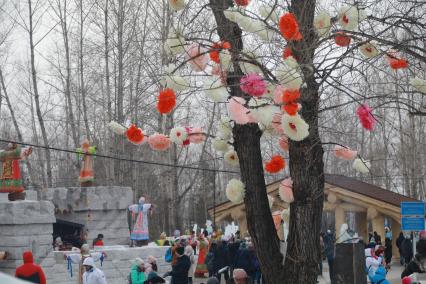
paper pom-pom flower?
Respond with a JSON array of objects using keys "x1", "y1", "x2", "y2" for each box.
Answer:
[
  {"x1": 240, "y1": 73, "x2": 266, "y2": 97},
  {"x1": 213, "y1": 139, "x2": 229, "y2": 152},
  {"x1": 268, "y1": 195, "x2": 274, "y2": 208},
  {"x1": 275, "y1": 63, "x2": 303, "y2": 90},
  {"x1": 335, "y1": 32, "x2": 351, "y2": 47},
  {"x1": 162, "y1": 64, "x2": 189, "y2": 91},
  {"x1": 126, "y1": 124, "x2": 144, "y2": 145},
  {"x1": 352, "y1": 158, "x2": 370, "y2": 173},
  {"x1": 188, "y1": 127, "x2": 205, "y2": 144},
  {"x1": 272, "y1": 113, "x2": 285, "y2": 135},
  {"x1": 185, "y1": 43, "x2": 209, "y2": 72},
  {"x1": 282, "y1": 113, "x2": 309, "y2": 141},
  {"x1": 359, "y1": 42, "x2": 379, "y2": 58},
  {"x1": 170, "y1": 127, "x2": 188, "y2": 145},
  {"x1": 282, "y1": 89, "x2": 301, "y2": 104},
  {"x1": 234, "y1": 0, "x2": 250, "y2": 6},
  {"x1": 279, "y1": 178, "x2": 294, "y2": 203},
  {"x1": 279, "y1": 136, "x2": 289, "y2": 152},
  {"x1": 259, "y1": 5, "x2": 280, "y2": 22},
  {"x1": 334, "y1": 145, "x2": 357, "y2": 160},
  {"x1": 227, "y1": 97, "x2": 251, "y2": 125},
  {"x1": 283, "y1": 47, "x2": 293, "y2": 60},
  {"x1": 157, "y1": 88, "x2": 176, "y2": 114},
  {"x1": 265, "y1": 155, "x2": 286, "y2": 173},
  {"x1": 224, "y1": 149, "x2": 239, "y2": 167},
  {"x1": 148, "y1": 133, "x2": 171, "y2": 151},
  {"x1": 226, "y1": 179, "x2": 245, "y2": 204},
  {"x1": 169, "y1": 0, "x2": 185, "y2": 11},
  {"x1": 279, "y1": 13, "x2": 302, "y2": 41},
  {"x1": 204, "y1": 78, "x2": 229, "y2": 102},
  {"x1": 338, "y1": 6, "x2": 360, "y2": 31},
  {"x1": 249, "y1": 100, "x2": 280, "y2": 126},
  {"x1": 410, "y1": 77, "x2": 426, "y2": 93},
  {"x1": 387, "y1": 55, "x2": 408, "y2": 70},
  {"x1": 314, "y1": 11, "x2": 331, "y2": 37},
  {"x1": 219, "y1": 49, "x2": 232, "y2": 70},
  {"x1": 283, "y1": 102, "x2": 300, "y2": 116},
  {"x1": 356, "y1": 104, "x2": 376, "y2": 131},
  {"x1": 218, "y1": 117, "x2": 233, "y2": 140},
  {"x1": 165, "y1": 31, "x2": 185, "y2": 55},
  {"x1": 210, "y1": 41, "x2": 231, "y2": 64},
  {"x1": 108, "y1": 121, "x2": 127, "y2": 135}
]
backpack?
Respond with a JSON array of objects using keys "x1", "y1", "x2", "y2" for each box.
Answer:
[{"x1": 165, "y1": 247, "x2": 173, "y2": 263}]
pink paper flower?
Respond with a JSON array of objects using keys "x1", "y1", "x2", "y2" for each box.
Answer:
[
  {"x1": 279, "y1": 136, "x2": 289, "y2": 152},
  {"x1": 240, "y1": 73, "x2": 267, "y2": 97},
  {"x1": 185, "y1": 43, "x2": 209, "y2": 72},
  {"x1": 188, "y1": 127, "x2": 206, "y2": 144},
  {"x1": 279, "y1": 178, "x2": 294, "y2": 203},
  {"x1": 356, "y1": 104, "x2": 376, "y2": 131},
  {"x1": 334, "y1": 145, "x2": 357, "y2": 160},
  {"x1": 227, "y1": 97, "x2": 252, "y2": 125},
  {"x1": 273, "y1": 85, "x2": 285, "y2": 104},
  {"x1": 271, "y1": 113, "x2": 285, "y2": 135},
  {"x1": 148, "y1": 133, "x2": 171, "y2": 151}
]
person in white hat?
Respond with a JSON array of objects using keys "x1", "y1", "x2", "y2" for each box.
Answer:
[{"x1": 82, "y1": 257, "x2": 107, "y2": 284}]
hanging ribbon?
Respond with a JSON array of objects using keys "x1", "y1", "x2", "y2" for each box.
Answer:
[
  {"x1": 67, "y1": 256, "x2": 73, "y2": 278},
  {"x1": 100, "y1": 253, "x2": 104, "y2": 267}
]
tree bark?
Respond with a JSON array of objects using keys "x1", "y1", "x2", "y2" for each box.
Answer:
[
  {"x1": 79, "y1": 0, "x2": 91, "y2": 139},
  {"x1": 28, "y1": 0, "x2": 53, "y2": 187}
]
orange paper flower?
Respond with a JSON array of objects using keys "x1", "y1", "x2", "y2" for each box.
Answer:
[
  {"x1": 283, "y1": 102, "x2": 299, "y2": 116},
  {"x1": 157, "y1": 88, "x2": 176, "y2": 114},
  {"x1": 282, "y1": 89, "x2": 301, "y2": 104},
  {"x1": 126, "y1": 124, "x2": 144, "y2": 145},
  {"x1": 234, "y1": 0, "x2": 250, "y2": 6},
  {"x1": 279, "y1": 13, "x2": 302, "y2": 41},
  {"x1": 209, "y1": 41, "x2": 231, "y2": 64},
  {"x1": 283, "y1": 47, "x2": 293, "y2": 59},
  {"x1": 335, "y1": 32, "x2": 351, "y2": 47},
  {"x1": 265, "y1": 155, "x2": 286, "y2": 173},
  {"x1": 387, "y1": 56, "x2": 408, "y2": 69}
]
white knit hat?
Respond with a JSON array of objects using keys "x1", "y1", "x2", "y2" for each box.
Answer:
[{"x1": 134, "y1": 257, "x2": 144, "y2": 266}]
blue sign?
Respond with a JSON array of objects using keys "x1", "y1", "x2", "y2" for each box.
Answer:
[
  {"x1": 401, "y1": 202, "x2": 425, "y2": 216},
  {"x1": 401, "y1": 217, "x2": 425, "y2": 231}
]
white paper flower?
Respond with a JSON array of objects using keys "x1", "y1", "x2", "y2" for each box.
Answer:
[
  {"x1": 268, "y1": 195, "x2": 274, "y2": 208},
  {"x1": 249, "y1": 99, "x2": 280, "y2": 126},
  {"x1": 284, "y1": 57, "x2": 299, "y2": 69},
  {"x1": 224, "y1": 149, "x2": 239, "y2": 167},
  {"x1": 219, "y1": 49, "x2": 232, "y2": 71},
  {"x1": 240, "y1": 61, "x2": 262, "y2": 75},
  {"x1": 108, "y1": 121, "x2": 127, "y2": 135},
  {"x1": 359, "y1": 42, "x2": 379, "y2": 58},
  {"x1": 281, "y1": 114, "x2": 309, "y2": 141},
  {"x1": 213, "y1": 139, "x2": 229, "y2": 152},
  {"x1": 314, "y1": 11, "x2": 331, "y2": 37},
  {"x1": 223, "y1": 8, "x2": 241, "y2": 23},
  {"x1": 170, "y1": 127, "x2": 188, "y2": 145},
  {"x1": 226, "y1": 179, "x2": 245, "y2": 204},
  {"x1": 168, "y1": 0, "x2": 185, "y2": 11},
  {"x1": 259, "y1": 5, "x2": 279, "y2": 22},
  {"x1": 352, "y1": 158, "x2": 370, "y2": 173},
  {"x1": 218, "y1": 117, "x2": 233, "y2": 140},
  {"x1": 164, "y1": 31, "x2": 186, "y2": 55},
  {"x1": 279, "y1": 178, "x2": 294, "y2": 203},
  {"x1": 204, "y1": 78, "x2": 229, "y2": 102},
  {"x1": 255, "y1": 26, "x2": 274, "y2": 42},
  {"x1": 275, "y1": 63, "x2": 303, "y2": 91},
  {"x1": 410, "y1": 77, "x2": 426, "y2": 93},
  {"x1": 338, "y1": 6, "x2": 360, "y2": 31}
]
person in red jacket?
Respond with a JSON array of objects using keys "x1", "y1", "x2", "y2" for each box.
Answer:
[{"x1": 15, "y1": 251, "x2": 46, "y2": 284}]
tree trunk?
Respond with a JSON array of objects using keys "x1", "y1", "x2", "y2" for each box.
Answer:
[
  {"x1": 28, "y1": 0, "x2": 53, "y2": 187},
  {"x1": 79, "y1": 0, "x2": 91, "y2": 139}
]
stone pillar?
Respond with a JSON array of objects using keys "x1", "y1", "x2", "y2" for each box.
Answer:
[
  {"x1": 0, "y1": 200, "x2": 56, "y2": 275},
  {"x1": 372, "y1": 214, "x2": 385, "y2": 244},
  {"x1": 392, "y1": 218, "x2": 401, "y2": 259},
  {"x1": 335, "y1": 205, "x2": 345, "y2": 236}
]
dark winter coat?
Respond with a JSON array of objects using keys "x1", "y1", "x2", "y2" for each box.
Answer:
[
  {"x1": 323, "y1": 233, "x2": 335, "y2": 258},
  {"x1": 170, "y1": 255, "x2": 191, "y2": 284},
  {"x1": 227, "y1": 241, "x2": 240, "y2": 268},
  {"x1": 234, "y1": 248, "x2": 255, "y2": 276},
  {"x1": 401, "y1": 238, "x2": 414, "y2": 263},
  {"x1": 401, "y1": 253, "x2": 426, "y2": 278},
  {"x1": 384, "y1": 238, "x2": 392, "y2": 264},
  {"x1": 214, "y1": 243, "x2": 229, "y2": 271},
  {"x1": 396, "y1": 233, "x2": 405, "y2": 253}
]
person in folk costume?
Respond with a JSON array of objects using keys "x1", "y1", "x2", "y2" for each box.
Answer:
[
  {"x1": 129, "y1": 196, "x2": 153, "y2": 246},
  {"x1": 194, "y1": 233, "x2": 209, "y2": 277},
  {"x1": 77, "y1": 139, "x2": 96, "y2": 187},
  {"x1": 0, "y1": 143, "x2": 32, "y2": 199},
  {"x1": 65, "y1": 244, "x2": 106, "y2": 284}
]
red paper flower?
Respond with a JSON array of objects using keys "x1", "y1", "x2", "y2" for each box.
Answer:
[
  {"x1": 356, "y1": 104, "x2": 376, "y2": 131},
  {"x1": 281, "y1": 89, "x2": 301, "y2": 104},
  {"x1": 335, "y1": 32, "x2": 351, "y2": 47},
  {"x1": 387, "y1": 56, "x2": 408, "y2": 70},
  {"x1": 126, "y1": 124, "x2": 144, "y2": 145},
  {"x1": 283, "y1": 47, "x2": 293, "y2": 59},
  {"x1": 234, "y1": 0, "x2": 250, "y2": 6},
  {"x1": 265, "y1": 155, "x2": 286, "y2": 173},
  {"x1": 157, "y1": 88, "x2": 176, "y2": 114},
  {"x1": 283, "y1": 102, "x2": 299, "y2": 116},
  {"x1": 210, "y1": 41, "x2": 231, "y2": 64},
  {"x1": 279, "y1": 13, "x2": 302, "y2": 41}
]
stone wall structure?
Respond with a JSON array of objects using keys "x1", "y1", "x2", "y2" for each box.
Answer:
[{"x1": 41, "y1": 186, "x2": 133, "y2": 245}]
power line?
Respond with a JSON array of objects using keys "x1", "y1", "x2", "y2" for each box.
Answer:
[{"x1": 0, "y1": 138, "x2": 239, "y2": 174}]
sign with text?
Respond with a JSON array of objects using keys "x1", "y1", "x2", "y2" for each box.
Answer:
[
  {"x1": 401, "y1": 217, "x2": 425, "y2": 231},
  {"x1": 401, "y1": 202, "x2": 425, "y2": 216}
]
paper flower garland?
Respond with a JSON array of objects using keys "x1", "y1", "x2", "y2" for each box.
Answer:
[
  {"x1": 204, "y1": 78, "x2": 229, "y2": 102},
  {"x1": 226, "y1": 179, "x2": 245, "y2": 204},
  {"x1": 335, "y1": 32, "x2": 351, "y2": 46},
  {"x1": 188, "y1": 127, "x2": 205, "y2": 144},
  {"x1": 272, "y1": 113, "x2": 285, "y2": 135},
  {"x1": 170, "y1": 127, "x2": 188, "y2": 145},
  {"x1": 352, "y1": 158, "x2": 370, "y2": 173},
  {"x1": 279, "y1": 178, "x2": 294, "y2": 203},
  {"x1": 410, "y1": 77, "x2": 426, "y2": 93},
  {"x1": 314, "y1": 11, "x2": 331, "y2": 37},
  {"x1": 356, "y1": 104, "x2": 376, "y2": 131},
  {"x1": 281, "y1": 113, "x2": 309, "y2": 141},
  {"x1": 157, "y1": 88, "x2": 176, "y2": 114},
  {"x1": 387, "y1": 54, "x2": 408, "y2": 70},
  {"x1": 281, "y1": 89, "x2": 301, "y2": 116},
  {"x1": 279, "y1": 13, "x2": 302, "y2": 41},
  {"x1": 169, "y1": 0, "x2": 185, "y2": 11},
  {"x1": 249, "y1": 100, "x2": 280, "y2": 126},
  {"x1": 359, "y1": 42, "x2": 379, "y2": 58},
  {"x1": 126, "y1": 124, "x2": 144, "y2": 145},
  {"x1": 185, "y1": 43, "x2": 209, "y2": 72},
  {"x1": 148, "y1": 133, "x2": 172, "y2": 151},
  {"x1": 213, "y1": 139, "x2": 229, "y2": 152},
  {"x1": 265, "y1": 155, "x2": 286, "y2": 173},
  {"x1": 279, "y1": 136, "x2": 289, "y2": 152},
  {"x1": 240, "y1": 73, "x2": 267, "y2": 97},
  {"x1": 334, "y1": 145, "x2": 357, "y2": 160},
  {"x1": 224, "y1": 149, "x2": 239, "y2": 167},
  {"x1": 275, "y1": 62, "x2": 303, "y2": 90},
  {"x1": 108, "y1": 121, "x2": 127, "y2": 135},
  {"x1": 227, "y1": 97, "x2": 252, "y2": 125},
  {"x1": 210, "y1": 41, "x2": 231, "y2": 64}
]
